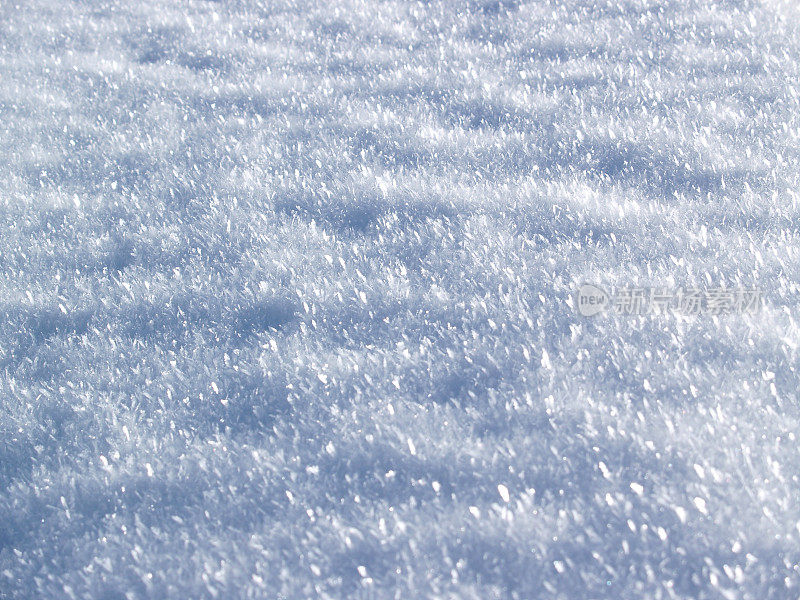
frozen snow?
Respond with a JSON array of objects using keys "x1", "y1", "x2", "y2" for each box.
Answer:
[{"x1": 1, "y1": 0, "x2": 800, "y2": 598}]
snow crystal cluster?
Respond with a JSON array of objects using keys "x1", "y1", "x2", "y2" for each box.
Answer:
[{"x1": 1, "y1": 0, "x2": 799, "y2": 598}]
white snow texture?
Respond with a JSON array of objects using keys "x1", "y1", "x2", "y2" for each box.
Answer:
[{"x1": 1, "y1": 0, "x2": 800, "y2": 598}]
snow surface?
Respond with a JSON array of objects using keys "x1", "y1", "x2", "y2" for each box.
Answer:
[{"x1": 1, "y1": 0, "x2": 800, "y2": 598}]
